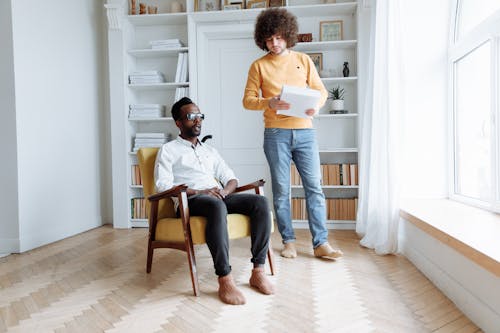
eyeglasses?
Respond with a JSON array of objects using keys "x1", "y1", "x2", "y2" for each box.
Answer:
[{"x1": 185, "y1": 113, "x2": 205, "y2": 121}]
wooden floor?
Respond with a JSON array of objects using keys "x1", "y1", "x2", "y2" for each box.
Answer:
[{"x1": 0, "y1": 225, "x2": 482, "y2": 333}]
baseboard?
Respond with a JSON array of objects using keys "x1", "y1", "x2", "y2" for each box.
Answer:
[
  {"x1": 399, "y1": 220, "x2": 500, "y2": 332},
  {"x1": 0, "y1": 237, "x2": 19, "y2": 254},
  {"x1": 19, "y1": 217, "x2": 103, "y2": 253}
]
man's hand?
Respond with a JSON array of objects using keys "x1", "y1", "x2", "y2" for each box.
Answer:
[
  {"x1": 269, "y1": 96, "x2": 290, "y2": 110},
  {"x1": 305, "y1": 108, "x2": 316, "y2": 116},
  {"x1": 199, "y1": 187, "x2": 226, "y2": 199}
]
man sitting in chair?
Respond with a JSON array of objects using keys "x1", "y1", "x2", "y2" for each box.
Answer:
[{"x1": 154, "y1": 97, "x2": 274, "y2": 305}]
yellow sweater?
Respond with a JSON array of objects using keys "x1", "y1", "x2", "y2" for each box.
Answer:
[{"x1": 243, "y1": 50, "x2": 327, "y2": 129}]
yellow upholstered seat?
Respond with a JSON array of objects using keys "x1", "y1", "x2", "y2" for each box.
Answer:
[{"x1": 137, "y1": 147, "x2": 275, "y2": 296}]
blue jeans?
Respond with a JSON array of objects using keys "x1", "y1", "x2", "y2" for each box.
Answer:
[{"x1": 263, "y1": 128, "x2": 328, "y2": 248}]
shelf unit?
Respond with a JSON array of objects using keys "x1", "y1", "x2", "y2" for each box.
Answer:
[
  {"x1": 106, "y1": 0, "x2": 361, "y2": 229},
  {"x1": 287, "y1": 2, "x2": 359, "y2": 229}
]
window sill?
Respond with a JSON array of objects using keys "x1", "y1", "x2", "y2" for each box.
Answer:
[{"x1": 400, "y1": 198, "x2": 500, "y2": 277}]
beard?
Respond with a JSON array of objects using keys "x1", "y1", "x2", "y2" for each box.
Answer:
[{"x1": 186, "y1": 125, "x2": 201, "y2": 138}]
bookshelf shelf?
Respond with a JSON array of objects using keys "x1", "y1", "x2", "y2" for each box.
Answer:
[
  {"x1": 293, "y1": 219, "x2": 356, "y2": 223},
  {"x1": 314, "y1": 113, "x2": 358, "y2": 118},
  {"x1": 128, "y1": 47, "x2": 189, "y2": 57},
  {"x1": 287, "y1": 2, "x2": 357, "y2": 17},
  {"x1": 319, "y1": 148, "x2": 359, "y2": 153},
  {"x1": 128, "y1": 117, "x2": 174, "y2": 122},
  {"x1": 294, "y1": 40, "x2": 357, "y2": 52},
  {"x1": 321, "y1": 77, "x2": 358, "y2": 83},
  {"x1": 127, "y1": 12, "x2": 187, "y2": 26},
  {"x1": 128, "y1": 82, "x2": 189, "y2": 91},
  {"x1": 131, "y1": 219, "x2": 149, "y2": 228},
  {"x1": 291, "y1": 185, "x2": 359, "y2": 189}
]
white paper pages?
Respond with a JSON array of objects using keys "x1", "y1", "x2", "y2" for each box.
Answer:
[{"x1": 277, "y1": 85, "x2": 321, "y2": 119}]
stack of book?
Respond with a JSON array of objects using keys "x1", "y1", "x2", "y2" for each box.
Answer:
[
  {"x1": 129, "y1": 70, "x2": 165, "y2": 84},
  {"x1": 174, "y1": 87, "x2": 190, "y2": 102},
  {"x1": 129, "y1": 104, "x2": 165, "y2": 118},
  {"x1": 150, "y1": 39, "x2": 183, "y2": 50},
  {"x1": 174, "y1": 52, "x2": 189, "y2": 83},
  {"x1": 133, "y1": 133, "x2": 167, "y2": 152},
  {"x1": 131, "y1": 197, "x2": 147, "y2": 219}
]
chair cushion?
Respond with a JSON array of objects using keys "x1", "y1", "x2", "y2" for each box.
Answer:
[{"x1": 155, "y1": 214, "x2": 252, "y2": 244}]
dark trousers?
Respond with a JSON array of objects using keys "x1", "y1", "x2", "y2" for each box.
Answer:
[{"x1": 187, "y1": 193, "x2": 271, "y2": 277}]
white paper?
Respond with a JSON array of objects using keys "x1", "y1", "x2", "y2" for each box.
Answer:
[{"x1": 277, "y1": 85, "x2": 321, "y2": 119}]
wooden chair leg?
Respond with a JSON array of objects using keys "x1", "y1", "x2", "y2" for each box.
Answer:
[
  {"x1": 267, "y1": 240, "x2": 275, "y2": 276},
  {"x1": 146, "y1": 240, "x2": 153, "y2": 273},
  {"x1": 186, "y1": 246, "x2": 200, "y2": 296}
]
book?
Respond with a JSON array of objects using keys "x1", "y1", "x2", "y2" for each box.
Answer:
[{"x1": 277, "y1": 85, "x2": 321, "y2": 119}]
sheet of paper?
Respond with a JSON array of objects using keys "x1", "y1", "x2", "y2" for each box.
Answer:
[{"x1": 277, "y1": 85, "x2": 321, "y2": 119}]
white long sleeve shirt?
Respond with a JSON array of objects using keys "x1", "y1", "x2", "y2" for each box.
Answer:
[{"x1": 154, "y1": 136, "x2": 237, "y2": 204}]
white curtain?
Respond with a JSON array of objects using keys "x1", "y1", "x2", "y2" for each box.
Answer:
[{"x1": 356, "y1": 0, "x2": 403, "y2": 254}]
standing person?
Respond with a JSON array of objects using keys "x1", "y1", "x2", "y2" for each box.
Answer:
[
  {"x1": 243, "y1": 8, "x2": 343, "y2": 260},
  {"x1": 154, "y1": 97, "x2": 274, "y2": 305}
]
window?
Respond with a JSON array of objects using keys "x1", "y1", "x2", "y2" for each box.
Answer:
[
  {"x1": 450, "y1": 1, "x2": 500, "y2": 211},
  {"x1": 456, "y1": 0, "x2": 500, "y2": 41}
]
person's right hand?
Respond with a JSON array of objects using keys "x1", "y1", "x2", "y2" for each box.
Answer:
[
  {"x1": 200, "y1": 187, "x2": 225, "y2": 199},
  {"x1": 269, "y1": 96, "x2": 290, "y2": 110}
]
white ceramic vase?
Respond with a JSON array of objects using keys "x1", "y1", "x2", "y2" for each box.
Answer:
[{"x1": 331, "y1": 99, "x2": 344, "y2": 111}]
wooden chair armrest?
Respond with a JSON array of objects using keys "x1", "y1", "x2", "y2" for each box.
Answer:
[
  {"x1": 148, "y1": 184, "x2": 188, "y2": 202},
  {"x1": 234, "y1": 179, "x2": 266, "y2": 194}
]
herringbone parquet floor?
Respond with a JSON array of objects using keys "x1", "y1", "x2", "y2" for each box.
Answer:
[{"x1": 0, "y1": 225, "x2": 482, "y2": 332}]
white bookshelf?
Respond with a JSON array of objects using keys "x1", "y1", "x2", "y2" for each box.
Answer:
[{"x1": 106, "y1": 0, "x2": 362, "y2": 229}]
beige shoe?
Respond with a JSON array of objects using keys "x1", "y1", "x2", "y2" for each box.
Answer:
[
  {"x1": 314, "y1": 243, "x2": 343, "y2": 260},
  {"x1": 280, "y1": 242, "x2": 297, "y2": 258}
]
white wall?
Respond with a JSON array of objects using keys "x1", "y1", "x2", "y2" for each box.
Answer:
[
  {"x1": 0, "y1": 1, "x2": 20, "y2": 255},
  {"x1": 3, "y1": 0, "x2": 110, "y2": 252},
  {"x1": 399, "y1": 0, "x2": 450, "y2": 198}
]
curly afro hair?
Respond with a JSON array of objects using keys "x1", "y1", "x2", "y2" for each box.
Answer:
[{"x1": 254, "y1": 8, "x2": 298, "y2": 52}]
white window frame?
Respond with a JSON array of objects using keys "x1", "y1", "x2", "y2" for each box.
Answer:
[{"x1": 448, "y1": 1, "x2": 500, "y2": 212}]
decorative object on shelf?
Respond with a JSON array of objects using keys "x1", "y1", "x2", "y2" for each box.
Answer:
[
  {"x1": 297, "y1": 33, "x2": 313, "y2": 42},
  {"x1": 147, "y1": 5, "x2": 158, "y2": 14},
  {"x1": 343, "y1": 62, "x2": 350, "y2": 77},
  {"x1": 320, "y1": 68, "x2": 335, "y2": 78},
  {"x1": 306, "y1": 53, "x2": 323, "y2": 74},
  {"x1": 139, "y1": 2, "x2": 147, "y2": 14},
  {"x1": 195, "y1": 0, "x2": 220, "y2": 11},
  {"x1": 223, "y1": 1, "x2": 246, "y2": 9},
  {"x1": 328, "y1": 85, "x2": 345, "y2": 112},
  {"x1": 130, "y1": 0, "x2": 137, "y2": 14},
  {"x1": 247, "y1": 0, "x2": 267, "y2": 8},
  {"x1": 171, "y1": 1, "x2": 182, "y2": 12},
  {"x1": 224, "y1": 3, "x2": 243, "y2": 10},
  {"x1": 320, "y1": 20, "x2": 343, "y2": 41},
  {"x1": 267, "y1": 0, "x2": 285, "y2": 7}
]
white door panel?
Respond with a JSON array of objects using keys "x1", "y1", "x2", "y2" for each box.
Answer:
[{"x1": 197, "y1": 29, "x2": 271, "y2": 191}]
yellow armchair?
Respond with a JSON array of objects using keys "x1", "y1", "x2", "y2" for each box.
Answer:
[{"x1": 137, "y1": 147, "x2": 275, "y2": 296}]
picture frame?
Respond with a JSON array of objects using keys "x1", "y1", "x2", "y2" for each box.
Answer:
[
  {"x1": 307, "y1": 53, "x2": 323, "y2": 73},
  {"x1": 267, "y1": 0, "x2": 285, "y2": 7},
  {"x1": 320, "y1": 20, "x2": 343, "y2": 41},
  {"x1": 223, "y1": 4, "x2": 243, "y2": 10},
  {"x1": 195, "y1": 0, "x2": 220, "y2": 11},
  {"x1": 247, "y1": 0, "x2": 267, "y2": 8}
]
